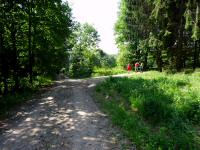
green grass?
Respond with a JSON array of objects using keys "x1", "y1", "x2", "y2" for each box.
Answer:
[
  {"x1": 92, "y1": 67, "x2": 127, "y2": 77},
  {"x1": 0, "y1": 76, "x2": 53, "y2": 118},
  {"x1": 95, "y1": 71, "x2": 200, "y2": 149}
]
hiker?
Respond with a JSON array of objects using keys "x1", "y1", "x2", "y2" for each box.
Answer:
[
  {"x1": 127, "y1": 63, "x2": 132, "y2": 73},
  {"x1": 135, "y1": 62, "x2": 140, "y2": 72}
]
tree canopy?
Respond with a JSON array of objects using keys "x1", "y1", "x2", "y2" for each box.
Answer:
[
  {"x1": 115, "y1": 0, "x2": 200, "y2": 72},
  {"x1": 0, "y1": 0, "x2": 73, "y2": 94}
]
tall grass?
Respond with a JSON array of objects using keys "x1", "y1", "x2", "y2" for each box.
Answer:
[{"x1": 95, "y1": 71, "x2": 200, "y2": 149}]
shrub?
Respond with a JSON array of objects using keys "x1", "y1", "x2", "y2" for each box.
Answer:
[
  {"x1": 182, "y1": 100, "x2": 200, "y2": 123},
  {"x1": 69, "y1": 62, "x2": 93, "y2": 78}
]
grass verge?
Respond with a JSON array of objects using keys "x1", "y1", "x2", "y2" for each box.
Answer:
[
  {"x1": 92, "y1": 67, "x2": 127, "y2": 77},
  {"x1": 95, "y1": 71, "x2": 200, "y2": 149}
]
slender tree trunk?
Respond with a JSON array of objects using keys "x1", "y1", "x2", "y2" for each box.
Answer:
[
  {"x1": 197, "y1": 40, "x2": 200, "y2": 67},
  {"x1": 195, "y1": 3, "x2": 200, "y2": 67},
  {"x1": 182, "y1": 48, "x2": 186, "y2": 68},
  {"x1": 194, "y1": 40, "x2": 200, "y2": 68},
  {"x1": 0, "y1": 1, "x2": 8, "y2": 95},
  {"x1": 11, "y1": 25, "x2": 19, "y2": 91},
  {"x1": 28, "y1": 0, "x2": 33, "y2": 84},
  {"x1": 144, "y1": 50, "x2": 148, "y2": 71},
  {"x1": 0, "y1": 31, "x2": 8, "y2": 95},
  {"x1": 2, "y1": 57, "x2": 8, "y2": 95},
  {"x1": 176, "y1": 0, "x2": 184, "y2": 72},
  {"x1": 156, "y1": 48, "x2": 162, "y2": 72},
  {"x1": 193, "y1": 40, "x2": 198, "y2": 70},
  {"x1": 32, "y1": 24, "x2": 36, "y2": 71}
]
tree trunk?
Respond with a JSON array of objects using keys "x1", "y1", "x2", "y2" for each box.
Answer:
[
  {"x1": 0, "y1": 1, "x2": 8, "y2": 95},
  {"x1": 194, "y1": 40, "x2": 200, "y2": 68},
  {"x1": 2, "y1": 60, "x2": 8, "y2": 95},
  {"x1": 193, "y1": 40, "x2": 198, "y2": 70},
  {"x1": 195, "y1": 3, "x2": 200, "y2": 68},
  {"x1": 28, "y1": 0, "x2": 33, "y2": 84},
  {"x1": 0, "y1": 31, "x2": 8, "y2": 95},
  {"x1": 176, "y1": 0, "x2": 184, "y2": 72},
  {"x1": 156, "y1": 48, "x2": 162, "y2": 72},
  {"x1": 197, "y1": 40, "x2": 200, "y2": 67},
  {"x1": 11, "y1": 25, "x2": 19, "y2": 91},
  {"x1": 32, "y1": 23, "x2": 36, "y2": 72},
  {"x1": 144, "y1": 51, "x2": 148, "y2": 71}
]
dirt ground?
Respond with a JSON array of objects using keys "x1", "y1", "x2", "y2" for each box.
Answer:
[{"x1": 0, "y1": 75, "x2": 135, "y2": 150}]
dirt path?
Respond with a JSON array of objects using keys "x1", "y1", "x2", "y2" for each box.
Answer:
[{"x1": 0, "y1": 75, "x2": 134, "y2": 150}]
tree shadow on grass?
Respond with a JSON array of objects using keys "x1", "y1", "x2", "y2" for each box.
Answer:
[
  {"x1": 100, "y1": 77, "x2": 199, "y2": 149},
  {"x1": 106, "y1": 76, "x2": 192, "y2": 123}
]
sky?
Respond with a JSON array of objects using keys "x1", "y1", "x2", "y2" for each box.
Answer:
[{"x1": 65, "y1": 0, "x2": 120, "y2": 54}]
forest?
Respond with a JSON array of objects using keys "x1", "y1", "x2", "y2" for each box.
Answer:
[
  {"x1": 0, "y1": 0, "x2": 200, "y2": 149},
  {"x1": 0, "y1": 0, "x2": 116, "y2": 96},
  {"x1": 1, "y1": 0, "x2": 199, "y2": 95},
  {"x1": 115, "y1": 0, "x2": 200, "y2": 72}
]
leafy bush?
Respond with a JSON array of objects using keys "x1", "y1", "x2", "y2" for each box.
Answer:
[
  {"x1": 181, "y1": 100, "x2": 200, "y2": 123},
  {"x1": 69, "y1": 61, "x2": 93, "y2": 78}
]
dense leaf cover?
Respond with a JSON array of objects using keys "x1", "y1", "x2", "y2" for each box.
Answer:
[
  {"x1": 0, "y1": 0, "x2": 72, "y2": 94},
  {"x1": 115, "y1": 0, "x2": 200, "y2": 72}
]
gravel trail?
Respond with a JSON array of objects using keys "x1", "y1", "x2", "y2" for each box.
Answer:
[{"x1": 0, "y1": 76, "x2": 134, "y2": 150}]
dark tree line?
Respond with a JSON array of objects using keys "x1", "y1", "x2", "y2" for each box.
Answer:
[
  {"x1": 0, "y1": 0, "x2": 72, "y2": 95},
  {"x1": 115, "y1": 0, "x2": 200, "y2": 72}
]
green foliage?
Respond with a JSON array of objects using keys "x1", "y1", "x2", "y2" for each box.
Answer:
[
  {"x1": 100, "y1": 55, "x2": 117, "y2": 68},
  {"x1": 69, "y1": 23, "x2": 117, "y2": 78},
  {"x1": 69, "y1": 23, "x2": 100, "y2": 78},
  {"x1": 116, "y1": 47, "x2": 134, "y2": 67},
  {"x1": 69, "y1": 50, "x2": 93, "y2": 78},
  {"x1": 95, "y1": 71, "x2": 200, "y2": 149},
  {"x1": 115, "y1": 0, "x2": 152, "y2": 68},
  {"x1": 115, "y1": 0, "x2": 200, "y2": 72},
  {"x1": 0, "y1": 0, "x2": 73, "y2": 94},
  {"x1": 185, "y1": 1, "x2": 200, "y2": 41}
]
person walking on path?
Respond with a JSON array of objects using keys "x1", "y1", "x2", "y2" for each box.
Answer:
[{"x1": 127, "y1": 63, "x2": 132, "y2": 73}]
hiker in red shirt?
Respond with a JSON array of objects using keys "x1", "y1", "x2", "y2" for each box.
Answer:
[
  {"x1": 135, "y1": 62, "x2": 140, "y2": 72},
  {"x1": 127, "y1": 63, "x2": 132, "y2": 73}
]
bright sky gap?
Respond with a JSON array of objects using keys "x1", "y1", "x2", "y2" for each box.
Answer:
[{"x1": 64, "y1": 0, "x2": 120, "y2": 54}]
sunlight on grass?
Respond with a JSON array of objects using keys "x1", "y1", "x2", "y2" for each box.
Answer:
[
  {"x1": 92, "y1": 67, "x2": 127, "y2": 77},
  {"x1": 95, "y1": 71, "x2": 200, "y2": 149}
]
